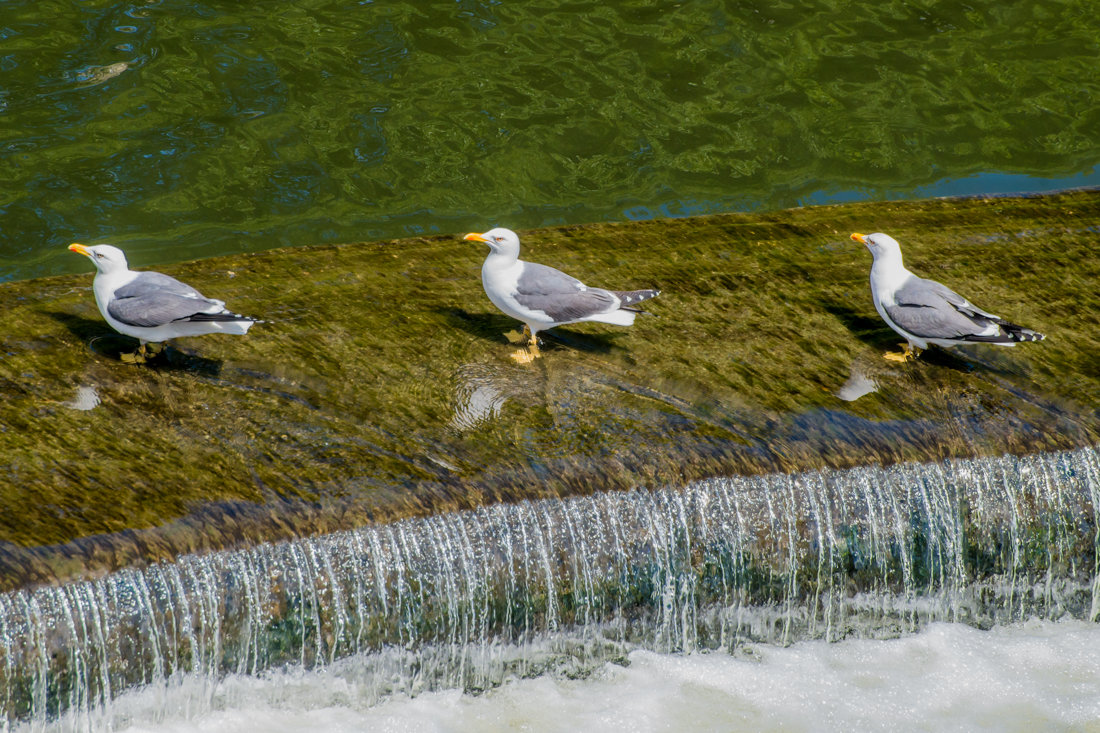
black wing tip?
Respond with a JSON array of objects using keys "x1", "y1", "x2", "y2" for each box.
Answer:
[
  {"x1": 958, "y1": 325, "x2": 1045, "y2": 344},
  {"x1": 1003, "y1": 323, "x2": 1045, "y2": 342},
  {"x1": 613, "y1": 288, "x2": 661, "y2": 305},
  {"x1": 179, "y1": 311, "x2": 261, "y2": 324}
]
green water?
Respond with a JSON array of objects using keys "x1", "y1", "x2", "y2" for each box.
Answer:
[{"x1": 2, "y1": 0, "x2": 1098, "y2": 281}]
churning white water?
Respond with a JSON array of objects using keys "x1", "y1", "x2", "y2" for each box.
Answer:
[
  {"x1": 104, "y1": 620, "x2": 1100, "y2": 733},
  {"x1": 4, "y1": 446, "x2": 1098, "y2": 730}
]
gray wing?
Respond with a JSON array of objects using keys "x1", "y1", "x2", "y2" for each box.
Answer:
[
  {"x1": 899, "y1": 276, "x2": 1000, "y2": 319},
  {"x1": 885, "y1": 275, "x2": 1000, "y2": 340},
  {"x1": 113, "y1": 271, "x2": 206, "y2": 300},
  {"x1": 108, "y1": 271, "x2": 224, "y2": 328},
  {"x1": 515, "y1": 262, "x2": 618, "y2": 322}
]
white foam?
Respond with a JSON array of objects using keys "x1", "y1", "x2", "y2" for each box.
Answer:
[{"x1": 107, "y1": 620, "x2": 1100, "y2": 733}]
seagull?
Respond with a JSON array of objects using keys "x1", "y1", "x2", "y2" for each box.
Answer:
[
  {"x1": 69, "y1": 243, "x2": 257, "y2": 363},
  {"x1": 851, "y1": 232, "x2": 1044, "y2": 362},
  {"x1": 463, "y1": 228, "x2": 659, "y2": 362}
]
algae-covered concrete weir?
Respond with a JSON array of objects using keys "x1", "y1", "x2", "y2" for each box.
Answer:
[
  {"x1": 3, "y1": 447, "x2": 1096, "y2": 725},
  {"x1": 0, "y1": 191, "x2": 1098, "y2": 590}
]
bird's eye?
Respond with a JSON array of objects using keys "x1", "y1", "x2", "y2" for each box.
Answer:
[
  {"x1": 494, "y1": 236, "x2": 504, "y2": 242},
  {"x1": 94, "y1": 252, "x2": 102, "y2": 258}
]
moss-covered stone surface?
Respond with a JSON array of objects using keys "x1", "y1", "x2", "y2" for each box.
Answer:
[{"x1": 1, "y1": 191, "x2": 1097, "y2": 590}]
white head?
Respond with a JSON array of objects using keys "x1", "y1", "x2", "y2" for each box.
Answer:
[
  {"x1": 850, "y1": 232, "x2": 903, "y2": 263},
  {"x1": 69, "y1": 243, "x2": 130, "y2": 274},
  {"x1": 463, "y1": 227, "x2": 521, "y2": 259}
]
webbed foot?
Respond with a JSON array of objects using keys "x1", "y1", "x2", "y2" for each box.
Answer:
[
  {"x1": 883, "y1": 343, "x2": 921, "y2": 362},
  {"x1": 121, "y1": 342, "x2": 150, "y2": 364},
  {"x1": 509, "y1": 330, "x2": 542, "y2": 363},
  {"x1": 119, "y1": 341, "x2": 166, "y2": 364}
]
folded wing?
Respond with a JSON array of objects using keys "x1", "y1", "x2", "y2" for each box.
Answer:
[
  {"x1": 514, "y1": 262, "x2": 619, "y2": 322},
  {"x1": 107, "y1": 272, "x2": 236, "y2": 328},
  {"x1": 885, "y1": 275, "x2": 1026, "y2": 342}
]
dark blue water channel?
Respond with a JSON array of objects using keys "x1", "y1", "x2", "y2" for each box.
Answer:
[{"x1": 2, "y1": 0, "x2": 1098, "y2": 282}]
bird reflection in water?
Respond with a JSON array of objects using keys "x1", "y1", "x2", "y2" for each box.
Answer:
[
  {"x1": 450, "y1": 363, "x2": 540, "y2": 430},
  {"x1": 835, "y1": 362, "x2": 880, "y2": 402}
]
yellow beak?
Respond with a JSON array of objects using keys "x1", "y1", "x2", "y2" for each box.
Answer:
[
  {"x1": 463, "y1": 232, "x2": 488, "y2": 243},
  {"x1": 69, "y1": 243, "x2": 92, "y2": 257},
  {"x1": 850, "y1": 233, "x2": 867, "y2": 244}
]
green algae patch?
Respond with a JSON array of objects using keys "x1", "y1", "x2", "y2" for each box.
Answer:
[{"x1": 0, "y1": 191, "x2": 1098, "y2": 589}]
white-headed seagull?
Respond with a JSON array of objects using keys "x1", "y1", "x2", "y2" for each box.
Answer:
[
  {"x1": 69, "y1": 243, "x2": 257, "y2": 363},
  {"x1": 464, "y1": 228, "x2": 659, "y2": 362},
  {"x1": 851, "y1": 232, "x2": 1043, "y2": 362}
]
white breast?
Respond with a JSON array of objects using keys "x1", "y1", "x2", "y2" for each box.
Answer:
[
  {"x1": 482, "y1": 259, "x2": 552, "y2": 324},
  {"x1": 869, "y1": 262, "x2": 911, "y2": 309},
  {"x1": 92, "y1": 270, "x2": 138, "y2": 317}
]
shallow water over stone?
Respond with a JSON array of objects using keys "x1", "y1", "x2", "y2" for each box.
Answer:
[{"x1": 1, "y1": 192, "x2": 1098, "y2": 587}]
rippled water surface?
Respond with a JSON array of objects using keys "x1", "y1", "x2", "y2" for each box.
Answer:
[{"x1": 2, "y1": 0, "x2": 1099, "y2": 280}]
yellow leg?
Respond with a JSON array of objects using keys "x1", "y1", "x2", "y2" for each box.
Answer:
[
  {"x1": 883, "y1": 343, "x2": 922, "y2": 362},
  {"x1": 120, "y1": 341, "x2": 149, "y2": 364},
  {"x1": 510, "y1": 326, "x2": 541, "y2": 363}
]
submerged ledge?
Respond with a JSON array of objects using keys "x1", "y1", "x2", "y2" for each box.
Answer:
[{"x1": 0, "y1": 191, "x2": 1098, "y2": 589}]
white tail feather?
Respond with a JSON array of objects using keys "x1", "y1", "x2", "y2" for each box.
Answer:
[{"x1": 584, "y1": 309, "x2": 636, "y2": 327}]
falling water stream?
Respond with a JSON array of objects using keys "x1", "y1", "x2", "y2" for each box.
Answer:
[
  {"x1": 2, "y1": 445, "x2": 1096, "y2": 730},
  {"x1": 3, "y1": 1, "x2": 1099, "y2": 729}
]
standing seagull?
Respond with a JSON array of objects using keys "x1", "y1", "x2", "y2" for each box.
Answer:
[
  {"x1": 851, "y1": 232, "x2": 1044, "y2": 362},
  {"x1": 464, "y1": 228, "x2": 659, "y2": 362},
  {"x1": 69, "y1": 243, "x2": 258, "y2": 363}
]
